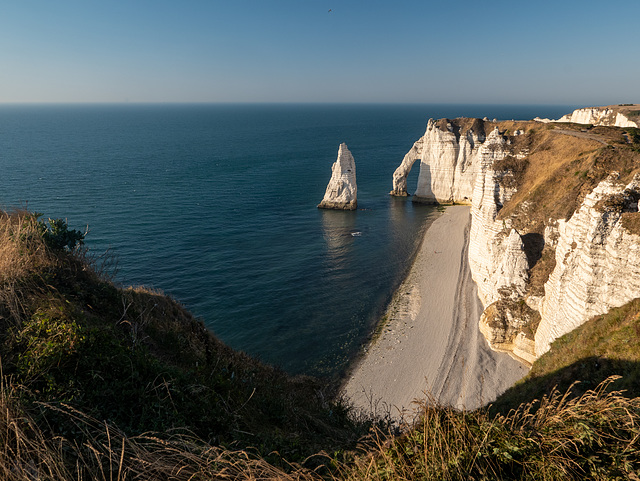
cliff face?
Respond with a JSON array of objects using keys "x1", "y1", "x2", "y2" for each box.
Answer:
[
  {"x1": 391, "y1": 118, "x2": 485, "y2": 203},
  {"x1": 318, "y1": 143, "x2": 357, "y2": 210},
  {"x1": 468, "y1": 127, "x2": 528, "y2": 307},
  {"x1": 556, "y1": 106, "x2": 639, "y2": 128},
  {"x1": 392, "y1": 115, "x2": 640, "y2": 364},
  {"x1": 536, "y1": 173, "x2": 640, "y2": 356}
]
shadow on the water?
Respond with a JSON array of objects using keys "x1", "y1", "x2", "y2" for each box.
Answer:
[{"x1": 490, "y1": 357, "x2": 640, "y2": 416}]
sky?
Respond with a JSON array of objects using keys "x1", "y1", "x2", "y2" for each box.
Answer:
[{"x1": 1, "y1": 0, "x2": 638, "y2": 105}]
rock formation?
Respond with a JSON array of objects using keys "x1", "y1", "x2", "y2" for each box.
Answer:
[
  {"x1": 468, "y1": 127, "x2": 528, "y2": 307},
  {"x1": 391, "y1": 113, "x2": 640, "y2": 364},
  {"x1": 555, "y1": 106, "x2": 638, "y2": 128},
  {"x1": 318, "y1": 143, "x2": 357, "y2": 210},
  {"x1": 390, "y1": 118, "x2": 485, "y2": 203},
  {"x1": 536, "y1": 173, "x2": 640, "y2": 356},
  {"x1": 389, "y1": 137, "x2": 423, "y2": 197}
]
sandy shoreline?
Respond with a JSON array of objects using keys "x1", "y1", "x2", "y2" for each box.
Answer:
[{"x1": 342, "y1": 205, "x2": 528, "y2": 420}]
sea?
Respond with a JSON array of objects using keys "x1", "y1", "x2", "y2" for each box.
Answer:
[{"x1": 0, "y1": 103, "x2": 576, "y2": 377}]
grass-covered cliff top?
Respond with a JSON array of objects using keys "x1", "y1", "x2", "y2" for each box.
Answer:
[
  {"x1": 603, "y1": 103, "x2": 640, "y2": 119},
  {"x1": 496, "y1": 119, "x2": 640, "y2": 232},
  {"x1": 432, "y1": 116, "x2": 640, "y2": 307},
  {"x1": 2, "y1": 207, "x2": 640, "y2": 479},
  {"x1": 431, "y1": 116, "x2": 640, "y2": 235}
]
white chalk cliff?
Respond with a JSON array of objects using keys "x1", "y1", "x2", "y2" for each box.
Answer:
[
  {"x1": 467, "y1": 128, "x2": 528, "y2": 307},
  {"x1": 318, "y1": 143, "x2": 357, "y2": 210},
  {"x1": 536, "y1": 173, "x2": 640, "y2": 356},
  {"x1": 392, "y1": 116, "x2": 640, "y2": 364},
  {"x1": 391, "y1": 119, "x2": 485, "y2": 203},
  {"x1": 555, "y1": 107, "x2": 638, "y2": 128}
]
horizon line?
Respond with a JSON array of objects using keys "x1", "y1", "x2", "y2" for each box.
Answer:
[{"x1": 0, "y1": 100, "x2": 603, "y2": 107}]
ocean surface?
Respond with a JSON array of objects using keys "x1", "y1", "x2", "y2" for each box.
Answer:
[{"x1": 0, "y1": 103, "x2": 576, "y2": 376}]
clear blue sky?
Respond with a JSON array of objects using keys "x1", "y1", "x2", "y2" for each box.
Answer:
[{"x1": 1, "y1": 0, "x2": 638, "y2": 104}]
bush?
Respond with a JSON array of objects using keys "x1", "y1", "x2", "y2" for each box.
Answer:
[{"x1": 33, "y1": 214, "x2": 85, "y2": 251}]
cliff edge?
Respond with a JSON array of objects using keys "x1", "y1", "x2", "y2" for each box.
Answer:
[
  {"x1": 535, "y1": 104, "x2": 640, "y2": 128},
  {"x1": 392, "y1": 106, "x2": 640, "y2": 364}
]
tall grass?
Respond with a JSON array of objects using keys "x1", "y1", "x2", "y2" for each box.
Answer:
[
  {"x1": 341, "y1": 377, "x2": 640, "y2": 480},
  {"x1": 0, "y1": 210, "x2": 53, "y2": 325},
  {"x1": 0, "y1": 374, "x2": 325, "y2": 480},
  {"x1": 4, "y1": 376, "x2": 636, "y2": 480}
]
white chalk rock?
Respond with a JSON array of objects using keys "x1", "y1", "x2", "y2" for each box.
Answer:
[
  {"x1": 390, "y1": 118, "x2": 486, "y2": 203},
  {"x1": 318, "y1": 143, "x2": 357, "y2": 210},
  {"x1": 390, "y1": 137, "x2": 423, "y2": 196},
  {"x1": 468, "y1": 128, "x2": 527, "y2": 305},
  {"x1": 536, "y1": 173, "x2": 640, "y2": 356},
  {"x1": 556, "y1": 107, "x2": 638, "y2": 128},
  {"x1": 390, "y1": 117, "x2": 640, "y2": 364}
]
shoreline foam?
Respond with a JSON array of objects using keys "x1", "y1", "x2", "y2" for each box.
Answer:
[{"x1": 342, "y1": 205, "x2": 529, "y2": 420}]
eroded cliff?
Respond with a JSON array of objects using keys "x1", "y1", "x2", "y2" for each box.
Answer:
[
  {"x1": 391, "y1": 118, "x2": 486, "y2": 203},
  {"x1": 536, "y1": 173, "x2": 640, "y2": 356},
  {"x1": 318, "y1": 143, "x2": 358, "y2": 210},
  {"x1": 556, "y1": 105, "x2": 639, "y2": 128},
  {"x1": 392, "y1": 108, "x2": 640, "y2": 364}
]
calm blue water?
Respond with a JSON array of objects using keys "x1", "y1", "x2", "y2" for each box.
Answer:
[{"x1": 0, "y1": 103, "x2": 575, "y2": 376}]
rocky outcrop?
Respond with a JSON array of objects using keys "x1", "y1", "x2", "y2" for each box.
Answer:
[
  {"x1": 390, "y1": 137, "x2": 423, "y2": 197},
  {"x1": 391, "y1": 120, "x2": 536, "y2": 362},
  {"x1": 390, "y1": 120, "x2": 530, "y2": 307},
  {"x1": 535, "y1": 173, "x2": 640, "y2": 356},
  {"x1": 393, "y1": 114, "x2": 640, "y2": 365},
  {"x1": 464, "y1": 127, "x2": 535, "y2": 363},
  {"x1": 555, "y1": 107, "x2": 638, "y2": 128},
  {"x1": 390, "y1": 118, "x2": 486, "y2": 203},
  {"x1": 318, "y1": 143, "x2": 357, "y2": 210},
  {"x1": 479, "y1": 301, "x2": 538, "y2": 366},
  {"x1": 468, "y1": 128, "x2": 528, "y2": 307},
  {"x1": 469, "y1": 149, "x2": 640, "y2": 361}
]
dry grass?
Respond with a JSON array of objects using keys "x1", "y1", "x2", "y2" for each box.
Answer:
[
  {"x1": 498, "y1": 126, "x2": 640, "y2": 234},
  {"x1": 0, "y1": 375, "x2": 324, "y2": 481},
  {"x1": 0, "y1": 211, "x2": 55, "y2": 323},
  {"x1": 621, "y1": 211, "x2": 640, "y2": 235},
  {"x1": 0, "y1": 210, "x2": 51, "y2": 279},
  {"x1": 341, "y1": 377, "x2": 640, "y2": 480},
  {"x1": 497, "y1": 128, "x2": 605, "y2": 232},
  {"x1": 4, "y1": 370, "x2": 640, "y2": 481}
]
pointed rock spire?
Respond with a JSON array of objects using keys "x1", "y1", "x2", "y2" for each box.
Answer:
[{"x1": 318, "y1": 143, "x2": 357, "y2": 210}]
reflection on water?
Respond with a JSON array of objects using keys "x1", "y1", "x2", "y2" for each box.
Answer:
[
  {"x1": 0, "y1": 103, "x2": 460, "y2": 376},
  {"x1": 387, "y1": 196, "x2": 437, "y2": 246},
  {"x1": 320, "y1": 209, "x2": 358, "y2": 265}
]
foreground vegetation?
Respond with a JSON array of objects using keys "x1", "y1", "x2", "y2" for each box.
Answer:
[
  {"x1": 0, "y1": 210, "x2": 370, "y2": 477},
  {"x1": 3, "y1": 130, "x2": 640, "y2": 481}
]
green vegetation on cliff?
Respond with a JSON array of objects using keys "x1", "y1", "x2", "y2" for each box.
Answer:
[{"x1": 492, "y1": 298, "x2": 640, "y2": 415}]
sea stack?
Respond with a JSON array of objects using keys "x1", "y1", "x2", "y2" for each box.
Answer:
[{"x1": 318, "y1": 143, "x2": 357, "y2": 210}]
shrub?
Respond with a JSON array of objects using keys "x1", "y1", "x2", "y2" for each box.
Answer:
[{"x1": 35, "y1": 215, "x2": 85, "y2": 251}]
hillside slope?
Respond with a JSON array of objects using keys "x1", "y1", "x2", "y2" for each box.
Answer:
[
  {"x1": 0, "y1": 211, "x2": 371, "y2": 475},
  {"x1": 1, "y1": 210, "x2": 640, "y2": 480}
]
